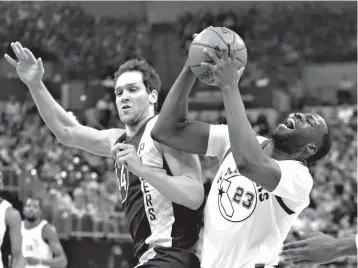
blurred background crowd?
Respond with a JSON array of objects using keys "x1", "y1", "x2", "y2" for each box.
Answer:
[{"x1": 0, "y1": 1, "x2": 356, "y2": 268}]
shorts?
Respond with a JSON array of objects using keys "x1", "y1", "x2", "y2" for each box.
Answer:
[{"x1": 135, "y1": 246, "x2": 200, "y2": 268}]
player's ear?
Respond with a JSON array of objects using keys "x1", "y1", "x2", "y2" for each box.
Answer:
[
  {"x1": 149, "y1": 89, "x2": 158, "y2": 104},
  {"x1": 306, "y1": 143, "x2": 317, "y2": 156}
]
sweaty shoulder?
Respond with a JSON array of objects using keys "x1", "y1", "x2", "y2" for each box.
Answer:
[{"x1": 207, "y1": 124, "x2": 267, "y2": 161}]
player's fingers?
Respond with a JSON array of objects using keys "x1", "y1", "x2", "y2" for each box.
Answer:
[
  {"x1": 282, "y1": 241, "x2": 307, "y2": 250},
  {"x1": 214, "y1": 43, "x2": 228, "y2": 61},
  {"x1": 281, "y1": 255, "x2": 306, "y2": 264},
  {"x1": 24, "y1": 48, "x2": 37, "y2": 63},
  {"x1": 37, "y1": 58, "x2": 44, "y2": 73},
  {"x1": 291, "y1": 260, "x2": 312, "y2": 266},
  {"x1": 11, "y1": 42, "x2": 22, "y2": 60},
  {"x1": 15, "y1": 42, "x2": 28, "y2": 60},
  {"x1": 117, "y1": 154, "x2": 130, "y2": 167},
  {"x1": 203, "y1": 47, "x2": 220, "y2": 63},
  {"x1": 200, "y1": 62, "x2": 215, "y2": 70},
  {"x1": 116, "y1": 149, "x2": 131, "y2": 160},
  {"x1": 298, "y1": 231, "x2": 322, "y2": 240},
  {"x1": 4, "y1": 54, "x2": 17, "y2": 67},
  {"x1": 280, "y1": 249, "x2": 309, "y2": 257}
]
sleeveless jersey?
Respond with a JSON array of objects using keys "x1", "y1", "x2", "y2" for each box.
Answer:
[
  {"x1": 114, "y1": 116, "x2": 202, "y2": 264},
  {"x1": 0, "y1": 199, "x2": 12, "y2": 268},
  {"x1": 21, "y1": 220, "x2": 53, "y2": 268},
  {"x1": 200, "y1": 125, "x2": 313, "y2": 268}
]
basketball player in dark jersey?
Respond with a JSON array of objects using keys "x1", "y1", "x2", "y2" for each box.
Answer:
[
  {"x1": 5, "y1": 42, "x2": 204, "y2": 268},
  {"x1": 0, "y1": 171, "x2": 25, "y2": 268}
]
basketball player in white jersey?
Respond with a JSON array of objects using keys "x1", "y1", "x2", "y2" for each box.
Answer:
[
  {"x1": 151, "y1": 41, "x2": 332, "y2": 267},
  {"x1": 5, "y1": 42, "x2": 204, "y2": 267},
  {"x1": 0, "y1": 171, "x2": 24, "y2": 268},
  {"x1": 21, "y1": 197, "x2": 67, "y2": 268}
]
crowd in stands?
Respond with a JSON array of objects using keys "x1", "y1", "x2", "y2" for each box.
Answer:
[{"x1": 0, "y1": 1, "x2": 152, "y2": 80}]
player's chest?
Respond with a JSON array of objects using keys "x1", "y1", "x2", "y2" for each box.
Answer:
[{"x1": 207, "y1": 155, "x2": 273, "y2": 223}]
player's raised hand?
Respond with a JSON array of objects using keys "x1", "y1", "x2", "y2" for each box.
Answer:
[
  {"x1": 4, "y1": 42, "x2": 44, "y2": 86},
  {"x1": 280, "y1": 232, "x2": 338, "y2": 266},
  {"x1": 201, "y1": 42, "x2": 245, "y2": 90}
]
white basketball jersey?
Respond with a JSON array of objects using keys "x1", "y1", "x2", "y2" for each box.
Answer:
[
  {"x1": 0, "y1": 199, "x2": 12, "y2": 268},
  {"x1": 21, "y1": 220, "x2": 53, "y2": 268},
  {"x1": 200, "y1": 125, "x2": 313, "y2": 268}
]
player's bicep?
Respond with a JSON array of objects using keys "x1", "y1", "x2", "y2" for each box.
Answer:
[
  {"x1": 151, "y1": 120, "x2": 210, "y2": 155},
  {"x1": 64, "y1": 125, "x2": 123, "y2": 157},
  {"x1": 43, "y1": 225, "x2": 66, "y2": 258},
  {"x1": 5, "y1": 208, "x2": 22, "y2": 256}
]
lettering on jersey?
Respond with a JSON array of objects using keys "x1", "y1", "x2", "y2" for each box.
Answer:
[
  {"x1": 256, "y1": 183, "x2": 270, "y2": 202},
  {"x1": 138, "y1": 143, "x2": 156, "y2": 221},
  {"x1": 216, "y1": 166, "x2": 258, "y2": 222},
  {"x1": 116, "y1": 164, "x2": 129, "y2": 203},
  {"x1": 140, "y1": 178, "x2": 156, "y2": 221}
]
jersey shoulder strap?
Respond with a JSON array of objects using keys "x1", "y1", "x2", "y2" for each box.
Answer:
[{"x1": 114, "y1": 132, "x2": 127, "y2": 145}]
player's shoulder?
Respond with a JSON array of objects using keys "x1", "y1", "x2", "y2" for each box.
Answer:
[
  {"x1": 42, "y1": 222, "x2": 58, "y2": 237},
  {"x1": 5, "y1": 206, "x2": 21, "y2": 226},
  {"x1": 276, "y1": 159, "x2": 312, "y2": 184}
]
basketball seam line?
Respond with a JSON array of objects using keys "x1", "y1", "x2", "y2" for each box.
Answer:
[
  {"x1": 208, "y1": 27, "x2": 231, "y2": 45},
  {"x1": 191, "y1": 57, "x2": 244, "y2": 67},
  {"x1": 190, "y1": 43, "x2": 221, "y2": 51},
  {"x1": 191, "y1": 42, "x2": 246, "y2": 52}
]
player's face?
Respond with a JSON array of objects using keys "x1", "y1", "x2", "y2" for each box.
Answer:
[
  {"x1": 272, "y1": 113, "x2": 327, "y2": 154},
  {"x1": 23, "y1": 199, "x2": 41, "y2": 222},
  {"x1": 114, "y1": 71, "x2": 156, "y2": 126}
]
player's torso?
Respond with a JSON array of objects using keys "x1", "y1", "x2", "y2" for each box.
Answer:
[
  {"x1": 115, "y1": 116, "x2": 202, "y2": 262},
  {"x1": 21, "y1": 220, "x2": 52, "y2": 268},
  {"x1": 201, "y1": 150, "x2": 300, "y2": 268},
  {"x1": 0, "y1": 199, "x2": 11, "y2": 268}
]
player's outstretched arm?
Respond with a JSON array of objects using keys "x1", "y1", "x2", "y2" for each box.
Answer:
[
  {"x1": 112, "y1": 143, "x2": 204, "y2": 210},
  {"x1": 280, "y1": 232, "x2": 357, "y2": 265},
  {"x1": 5, "y1": 42, "x2": 123, "y2": 157},
  {"x1": 6, "y1": 207, "x2": 25, "y2": 268},
  {"x1": 151, "y1": 61, "x2": 211, "y2": 155}
]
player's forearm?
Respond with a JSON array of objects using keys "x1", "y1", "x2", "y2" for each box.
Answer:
[
  {"x1": 151, "y1": 63, "x2": 195, "y2": 139},
  {"x1": 40, "y1": 256, "x2": 67, "y2": 268},
  {"x1": 221, "y1": 85, "x2": 266, "y2": 168},
  {"x1": 333, "y1": 235, "x2": 357, "y2": 259},
  {"x1": 27, "y1": 81, "x2": 78, "y2": 140},
  {"x1": 137, "y1": 165, "x2": 204, "y2": 210},
  {"x1": 11, "y1": 253, "x2": 25, "y2": 268}
]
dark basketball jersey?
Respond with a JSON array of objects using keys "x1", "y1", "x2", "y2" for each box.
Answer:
[{"x1": 114, "y1": 116, "x2": 203, "y2": 264}]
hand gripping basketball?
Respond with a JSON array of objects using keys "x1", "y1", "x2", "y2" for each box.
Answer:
[{"x1": 201, "y1": 43, "x2": 245, "y2": 90}]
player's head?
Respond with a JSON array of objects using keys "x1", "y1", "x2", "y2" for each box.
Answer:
[
  {"x1": 114, "y1": 59, "x2": 161, "y2": 126},
  {"x1": 272, "y1": 113, "x2": 331, "y2": 164},
  {"x1": 23, "y1": 196, "x2": 43, "y2": 222}
]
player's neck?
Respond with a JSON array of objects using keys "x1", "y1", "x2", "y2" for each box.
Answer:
[
  {"x1": 267, "y1": 140, "x2": 306, "y2": 165},
  {"x1": 24, "y1": 218, "x2": 42, "y2": 229},
  {"x1": 125, "y1": 111, "x2": 155, "y2": 137}
]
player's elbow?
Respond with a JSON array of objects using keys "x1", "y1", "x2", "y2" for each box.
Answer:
[
  {"x1": 60, "y1": 256, "x2": 68, "y2": 268},
  {"x1": 150, "y1": 128, "x2": 171, "y2": 146},
  {"x1": 186, "y1": 183, "x2": 205, "y2": 210}
]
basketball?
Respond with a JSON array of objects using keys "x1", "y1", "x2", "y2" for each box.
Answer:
[{"x1": 188, "y1": 26, "x2": 247, "y2": 86}]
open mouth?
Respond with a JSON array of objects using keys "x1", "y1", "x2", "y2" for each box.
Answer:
[
  {"x1": 121, "y1": 105, "x2": 131, "y2": 110},
  {"x1": 283, "y1": 118, "x2": 296, "y2": 130}
]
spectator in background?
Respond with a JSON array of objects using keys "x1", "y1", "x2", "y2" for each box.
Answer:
[
  {"x1": 96, "y1": 93, "x2": 115, "y2": 129},
  {"x1": 338, "y1": 75, "x2": 354, "y2": 105}
]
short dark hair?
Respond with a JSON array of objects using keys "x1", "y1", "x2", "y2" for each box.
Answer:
[
  {"x1": 114, "y1": 59, "x2": 161, "y2": 110},
  {"x1": 307, "y1": 127, "x2": 332, "y2": 164},
  {"x1": 25, "y1": 196, "x2": 43, "y2": 210}
]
